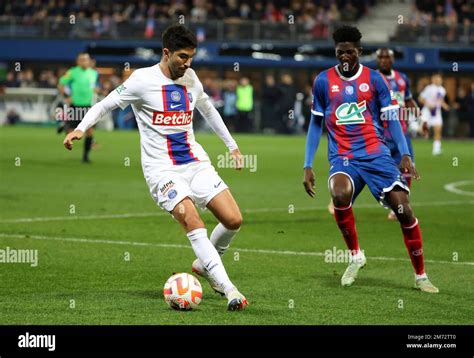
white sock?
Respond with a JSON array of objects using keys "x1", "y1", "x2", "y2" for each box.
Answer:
[
  {"x1": 416, "y1": 273, "x2": 428, "y2": 280},
  {"x1": 433, "y1": 140, "x2": 441, "y2": 152},
  {"x1": 187, "y1": 228, "x2": 234, "y2": 294},
  {"x1": 210, "y1": 223, "x2": 240, "y2": 256}
]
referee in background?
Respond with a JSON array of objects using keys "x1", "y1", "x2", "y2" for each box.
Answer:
[{"x1": 58, "y1": 52, "x2": 99, "y2": 163}]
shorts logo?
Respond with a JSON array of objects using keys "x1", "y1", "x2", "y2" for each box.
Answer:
[
  {"x1": 188, "y1": 92, "x2": 193, "y2": 103},
  {"x1": 171, "y1": 91, "x2": 181, "y2": 102},
  {"x1": 168, "y1": 189, "x2": 178, "y2": 199},
  {"x1": 159, "y1": 180, "x2": 175, "y2": 195},
  {"x1": 335, "y1": 101, "x2": 367, "y2": 125},
  {"x1": 359, "y1": 83, "x2": 369, "y2": 92},
  {"x1": 345, "y1": 86, "x2": 354, "y2": 95},
  {"x1": 214, "y1": 181, "x2": 222, "y2": 188},
  {"x1": 152, "y1": 111, "x2": 192, "y2": 126}
]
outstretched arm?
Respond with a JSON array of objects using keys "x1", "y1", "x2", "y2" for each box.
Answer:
[
  {"x1": 63, "y1": 92, "x2": 119, "y2": 150},
  {"x1": 196, "y1": 98, "x2": 242, "y2": 170},
  {"x1": 303, "y1": 113, "x2": 323, "y2": 197}
]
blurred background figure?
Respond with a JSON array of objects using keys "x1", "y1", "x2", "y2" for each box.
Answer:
[
  {"x1": 235, "y1": 77, "x2": 254, "y2": 133},
  {"x1": 277, "y1": 73, "x2": 297, "y2": 134},
  {"x1": 261, "y1": 74, "x2": 279, "y2": 133},
  {"x1": 222, "y1": 79, "x2": 238, "y2": 132}
]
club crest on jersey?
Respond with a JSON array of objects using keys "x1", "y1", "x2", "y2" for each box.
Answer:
[
  {"x1": 335, "y1": 100, "x2": 367, "y2": 125},
  {"x1": 359, "y1": 83, "x2": 369, "y2": 92},
  {"x1": 188, "y1": 92, "x2": 193, "y2": 103},
  {"x1": 171, "y1": 91, "x2": 181, "y2": 102},
  {"x1": 345, "y1": 86, "x2": 354, "y2": 95}
]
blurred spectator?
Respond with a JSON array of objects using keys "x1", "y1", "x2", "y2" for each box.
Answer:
[
  {"x1": 276, "y1": 73, "x2": 297, "y2": 134},
  {"x1": 3, "y1": 71, "x2": 20, "y2": 87},
  {"x1": 7, "y1": 109, "x2": 20, "y2": 125},
  {"x1": 261, "y1": 74, "x2": 279, "y2": 132},
  {"x1": 235, "y1": 77, "x2": 254, "y2": 133},
  {"x1": 19, "y1": 69, "x2": 37, "y2": 88},
  {"x1": 467, "y1": 82, "x2": 474, "y2": 138},
  {"x1": 454, "y1": 86, "x2": 469, "y2": 137},
  {"x1": 222, "y1": 79, "x2": 238, "y2": 132}
]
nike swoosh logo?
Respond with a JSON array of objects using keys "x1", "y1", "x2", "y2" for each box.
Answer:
[
  {"x1": 170, "y1": 103, "x2": 182, "y2": 109},
  {"x1": 214, "y1": 181, "x2": 222, "y2": 188}
]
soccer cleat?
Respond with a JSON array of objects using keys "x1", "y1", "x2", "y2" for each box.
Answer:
[
  {"x1": 341, "y1": 251, "x2": 366, "y2": 287},
  {"x1": 226, "y1": 289, "x2": 248, "y2": 311},
  {"x1": 192, "y1": 259, "x2": 225, "y2": 296},
  {"x1": 328, "y1": 200, "x2": 335, "y2": 215},
  {"x1": 415, "y1": 277, "x2": 439, "y2": 293},
  {"x1": 387, "y1": 210, "x2": 397, "y2": 221}
]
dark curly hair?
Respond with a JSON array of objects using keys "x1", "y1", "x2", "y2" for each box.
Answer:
[
  {"x1": 332, "y1": 26, "x2": 362, "y2": 46},
  {"x1": 162, "y1": 25, "x2": 197, "y2": 52}
]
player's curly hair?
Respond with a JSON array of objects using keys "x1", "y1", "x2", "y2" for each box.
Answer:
[
  {"x1": 332, "y1": 26, "x2": 362, "y2": 45},
  {"x1": 162, "y1": 25, "x2": 197, "y2": 52}
]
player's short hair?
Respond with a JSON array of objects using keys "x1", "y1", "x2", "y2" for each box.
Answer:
[
  {"x1": 162, "y1": 25, "x2": 197, "y2": 52},
  {"x1": 376, "y1": 48, "x2": 394, "y2": 57},
  {"x1": 332, "y1": 26, "x2": 362, "y2": 46}
]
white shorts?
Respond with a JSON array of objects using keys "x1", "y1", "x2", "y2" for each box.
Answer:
[
  {"x1": 421, "y1": 107, "x2": 443, "y2": 127},
  {"x1": 147, "y1": 161, "x2": 228, "y2": 212}
]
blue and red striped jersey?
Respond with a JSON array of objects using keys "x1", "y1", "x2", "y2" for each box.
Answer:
[{"x1": 312, "y1": 65, "x2": 399, "y2": 161}]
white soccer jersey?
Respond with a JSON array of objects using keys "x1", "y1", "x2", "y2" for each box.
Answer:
[
  {"x1": 420, "y1": 84, "x2": 446, "y2": 117},
  {"x1": 112, "y1": 65, "x2": 213, "y2": 170}
]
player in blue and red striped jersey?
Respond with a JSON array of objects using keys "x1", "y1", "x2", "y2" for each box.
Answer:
[
  {"x1": 303, "y1": 26, "x2": 438, "y2": 293},
  {"x1": 376, "y1": 47, "x2": 427, "y2": 220}
]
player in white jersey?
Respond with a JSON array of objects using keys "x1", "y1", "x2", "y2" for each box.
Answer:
[
  {"x1": 63, "y1": 25, "x2": 248, "y2": 311},
  {"x1": 418, "y1": 74, "x2": 449, "y2": 155}
]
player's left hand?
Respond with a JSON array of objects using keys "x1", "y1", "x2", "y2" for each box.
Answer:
[
  {"x1": 400, "y1": 155, "x2": 420, "y2": 181},
  {"x1": 230, "y1": 149, "x2": 243, "y2": 170}
]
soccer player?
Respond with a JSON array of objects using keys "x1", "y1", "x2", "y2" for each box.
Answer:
[
  {"x1": 418, "y1": 74, "x2": 449, "y2": 155},
  {"x1": 376, "y1": 47, "x2": 423, "y2": 220},
  {"x1": 63, "y1": 25, "x2": 248, "y2": 310},
  {"x1": 58, "y1": 53, "x2": 100, "y2": 163},
  {"x1": 303, "y1": 26, "x2": 438, "y2": 293}
]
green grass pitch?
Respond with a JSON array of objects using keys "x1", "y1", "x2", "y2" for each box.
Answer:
[{"x1": 0, "y1": 126, "x2": 473, "y2": 324}]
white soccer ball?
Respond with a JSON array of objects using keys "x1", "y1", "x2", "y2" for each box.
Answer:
[{"x1": 163, "y1": 272, "x2": 203, "y2": 311}]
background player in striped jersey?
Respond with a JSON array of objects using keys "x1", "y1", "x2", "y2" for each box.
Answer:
[
  {"x1": 303, "y1": 26, "x2": 438, "y2": 293},
  {"x1": 418, "y1": 74, "x2": 449, "y2": 155},
  {"x1": 63, "y1": 25, "x2": 248, "y2": 310},
  {"x1": 376, "y1": 47, "x2": 425, "y2": 220}
]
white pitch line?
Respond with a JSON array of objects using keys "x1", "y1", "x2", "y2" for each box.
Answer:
[
  {"x1": 1, "y1": 200, "x2": 474, "y2": 224},
  {"x1": 0, "y1": 232, "x2": 473, "y2": 267},
  {"x1": 444, "y1": 180, "x2": 474, "y2": 197}
]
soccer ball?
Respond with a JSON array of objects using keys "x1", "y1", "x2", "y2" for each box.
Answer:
[{"x1": 163, "y1": 272, "x2": 203, "y2": 311}]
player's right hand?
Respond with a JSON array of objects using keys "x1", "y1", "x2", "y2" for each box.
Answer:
[
  {"x1": 303, "y1": 168, "x2": 316, "y2": 198},
  {"x1": 63, "y1": 129, "x2": 84, "y2": 150}
]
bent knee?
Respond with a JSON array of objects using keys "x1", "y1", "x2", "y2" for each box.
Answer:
[
  {"x1": 331, "y1": 191, "x2": 352, "y2": 208},
  {"x1": 223, "y1": 213, "x2": 243, "y2": 230}
]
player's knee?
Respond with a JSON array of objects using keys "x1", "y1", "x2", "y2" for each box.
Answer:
[
  {"x1": 331, "y1": 191, "x2": 352, "y2": 208},
  {"x1": 395, "y1": 205, "x2": 414, "y2": 225},
  {"x1": 223, "y1": 213, "x2": 243, "y2": 230},
  {"x1": 183, "y1": 215, "x2": 205, "y2": 231}
]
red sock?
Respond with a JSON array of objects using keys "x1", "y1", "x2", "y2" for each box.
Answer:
[
  {"x1": 405, "y1": 176, "x2": 412, "y2": 189},
  {"x1": 334, "y1": 205, "x2": 359, "y2": 254},
  {"x1": 401, "y1": 218, "x2": 425, "y2": 275}
]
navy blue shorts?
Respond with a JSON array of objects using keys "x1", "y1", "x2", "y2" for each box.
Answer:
[{"x1": 328, "y1": 154, "x2": 409, "y2": 208}]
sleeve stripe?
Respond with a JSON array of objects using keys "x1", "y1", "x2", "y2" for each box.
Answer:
[
  {"x1": 311, "y1": 109, "x2": 324, "y2": 116},
  {"x1": 380, "y1": 104, "x2": 399, "y2": 113}
]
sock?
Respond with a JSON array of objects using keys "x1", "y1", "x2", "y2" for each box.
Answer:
[
  {"x1": 405, "y1": 176, "x2": 412, "y2": 189},
  {"x1": 401, "y1": 218, "x2": 425, "y2": 275},
  {"x1": 187, "y1": 228, "x2": 235, "y2": 294},
  {"x1": 334, "y1": 204, "x2": 360, "y2": 255},
  {"x1": 210, "y1": 223, "x2": 240, "y2": 256},
  {"x1": 433, "y1": 140, "x2": 441, "y2": 153},
  {"x1": 84, "y1": 136, "x2": 93, "y2": 161}
]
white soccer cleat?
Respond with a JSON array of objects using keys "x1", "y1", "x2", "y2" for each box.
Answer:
[
  {"x1": 192, "y1": 259, "x2": 225, "y2": 296},
  {"x1": 341, "y1": 251, "x2": 366, "y2": 287},
  {"x1": 415, "y1": 277, "x2": 439, "y2": 293},
  {"x1": 226, "y1": 288, "x2": 248, "y2": 311},
  {"x1": 387, "y1": 210, "x2": 397, "y2": 221}
]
